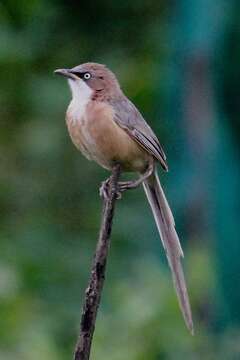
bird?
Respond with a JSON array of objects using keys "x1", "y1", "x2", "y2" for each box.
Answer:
[{"x1": 54, "y1": 62, "x2": 193, "y2": 334}]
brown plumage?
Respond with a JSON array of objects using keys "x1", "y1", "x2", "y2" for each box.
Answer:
[
  {"x1": 55, "y1": 62, "x2": 193, "y2": 334},
  {"x1": 67, "y1": 100, "x2": 150, "y2": 172}
]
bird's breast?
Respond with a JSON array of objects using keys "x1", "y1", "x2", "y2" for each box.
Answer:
[{"x1": 66, "y1": 100, "x2": 149, "y2": 171}]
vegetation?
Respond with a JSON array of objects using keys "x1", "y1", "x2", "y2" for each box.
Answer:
[{"x1": 1, "y1": 1, "x2": 240, "y2": 358}]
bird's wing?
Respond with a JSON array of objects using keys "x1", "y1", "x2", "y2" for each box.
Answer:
[{"x1": 110, "y1": 96, "x2": 168, "y2": 171}]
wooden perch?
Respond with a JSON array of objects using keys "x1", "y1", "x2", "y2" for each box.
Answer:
[{"x1": 74, "y1": 164, "x2": 121, "y2": 360}]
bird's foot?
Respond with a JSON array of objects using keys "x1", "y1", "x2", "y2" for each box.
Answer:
[
  {"x1": 100, "y1": 160, "x2": 154, "y2": 199},
  {"x1": 99, "y1": 177, "x2": 122, "y2": 200},
  {"x1": 99, "y1": 178, "x2": 111, "y2": 200}
]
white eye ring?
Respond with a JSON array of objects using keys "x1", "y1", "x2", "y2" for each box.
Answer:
[{"x1": 84, "y1": 72, "x2": 91, "y2": 80}]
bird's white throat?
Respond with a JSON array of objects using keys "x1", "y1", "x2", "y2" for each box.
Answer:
[{"x1": 67, "y1": 79, "x2": 93, "y2": 121}]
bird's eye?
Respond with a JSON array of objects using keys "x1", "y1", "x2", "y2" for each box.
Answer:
[{"x1": 83, "y1": 72, "x2": 91, "y2": 80}]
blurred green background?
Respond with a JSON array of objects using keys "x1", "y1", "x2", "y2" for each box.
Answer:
[{"x1": 1, "y1": 0, "x2": 240, "y2": 359}]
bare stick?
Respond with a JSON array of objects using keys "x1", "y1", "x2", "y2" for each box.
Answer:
[{"x1": 74, "y1": 164, "x2": 121, "y2": 360}]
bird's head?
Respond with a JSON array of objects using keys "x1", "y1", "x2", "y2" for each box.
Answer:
[{"x1": 54, "y1": 62, "x2": 122, "y2": 101}]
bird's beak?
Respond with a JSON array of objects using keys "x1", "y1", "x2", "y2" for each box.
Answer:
[{"x1": 54, "y1": 68, "x2": 78, "y2": 80}]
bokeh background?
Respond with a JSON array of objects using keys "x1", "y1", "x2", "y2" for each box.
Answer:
[{"x1": 1, "y1": 1, "x2": 240, "y2": 359}]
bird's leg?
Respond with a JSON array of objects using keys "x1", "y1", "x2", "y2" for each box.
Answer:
[
  {"x1": 100, "y1": 160, "x2": 154, "y2": 199},
  {"x1": 118, "y1": 159, "x2": 154, "y2": 193}
]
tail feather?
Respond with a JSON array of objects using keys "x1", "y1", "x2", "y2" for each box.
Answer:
[{"x1": 143, "y1": 171, "x2": 194, "y2": 334}]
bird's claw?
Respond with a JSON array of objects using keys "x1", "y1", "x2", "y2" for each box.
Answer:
[
  {"x1": 116, "y1": 190, "x2": 122, "y2": 200},
  {"x1": 99, "y1": 178, "x2": 122, "y2": 200},
  {"x1": 99, "y1": 178, "x2": 110, "y2": 200}
]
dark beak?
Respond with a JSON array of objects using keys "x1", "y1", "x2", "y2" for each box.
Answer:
[{"x1": 54, "y1": 68, "x2": 78, "y2": 80}]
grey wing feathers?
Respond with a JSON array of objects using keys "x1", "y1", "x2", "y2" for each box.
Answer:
[{"x1": 111, "y1": 96, "x2": 168, "y2": 171}]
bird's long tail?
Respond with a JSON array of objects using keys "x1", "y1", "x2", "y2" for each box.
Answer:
[{"x1": 143, "y1": 170, "x2": 194, "y2": 334}]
